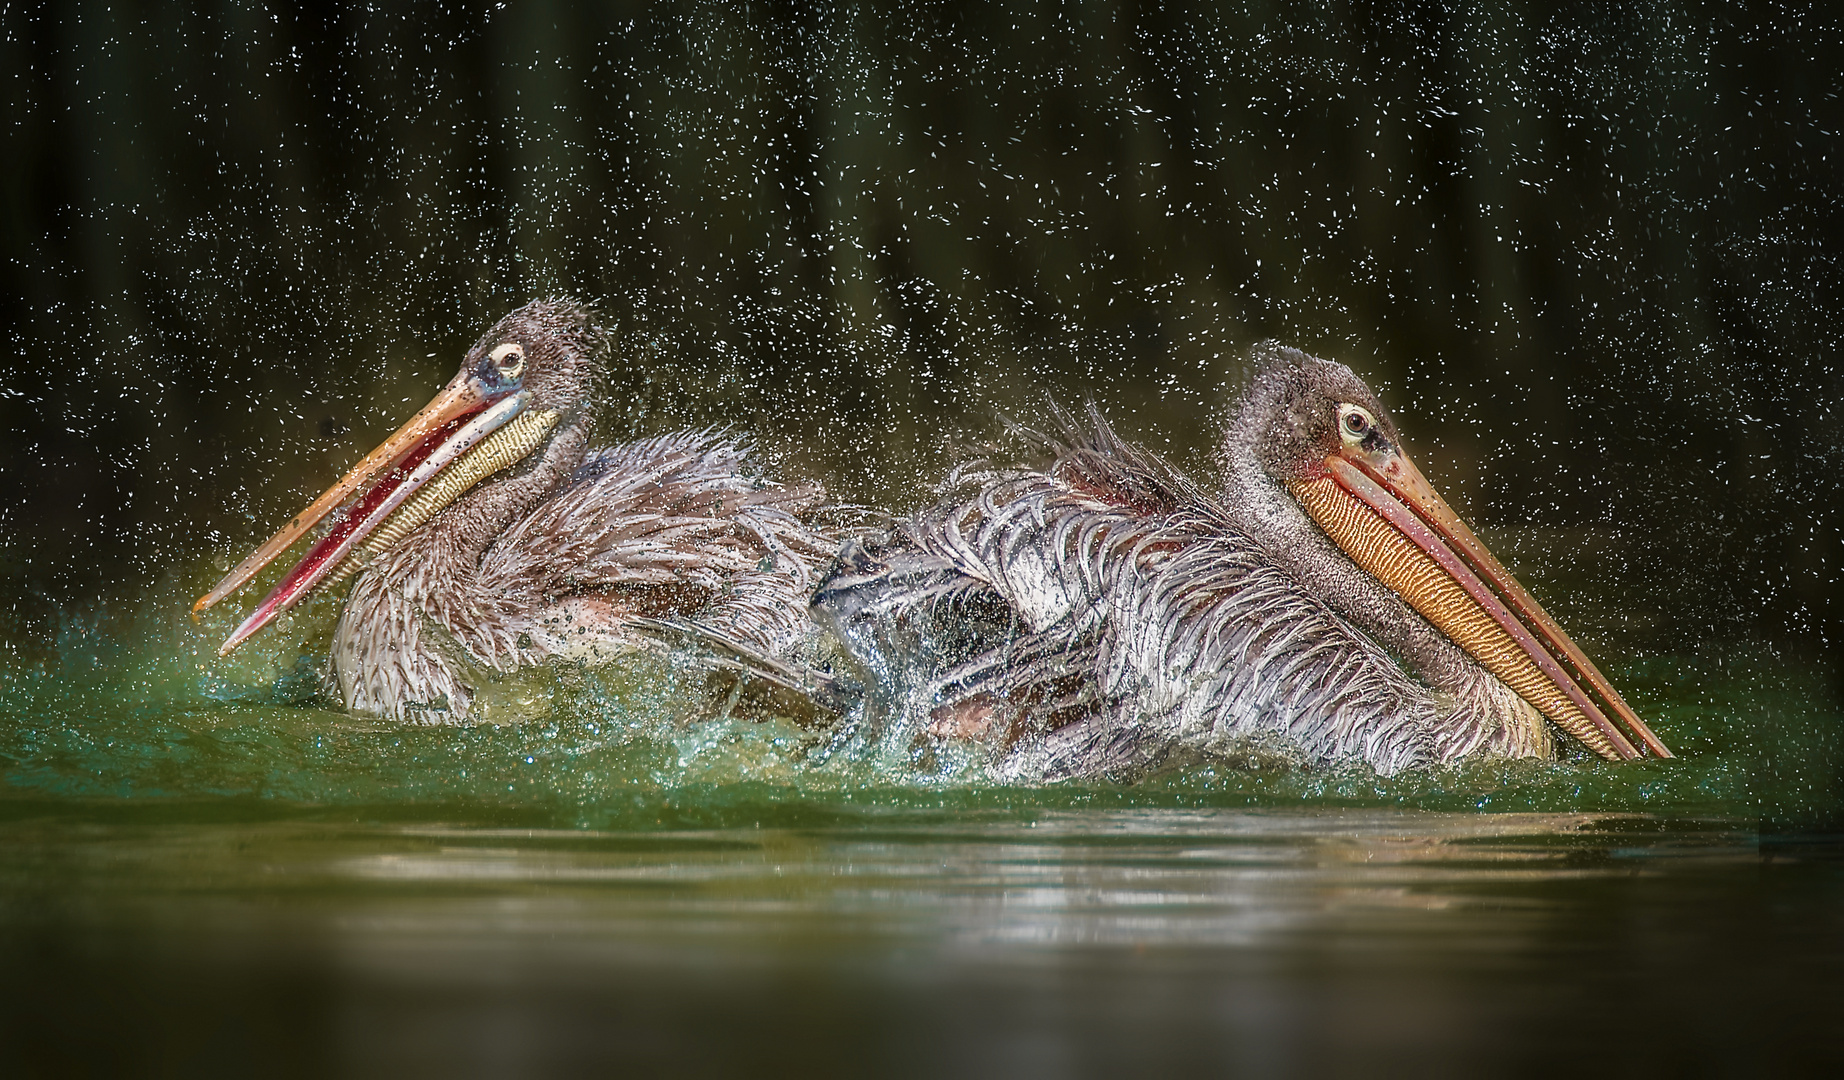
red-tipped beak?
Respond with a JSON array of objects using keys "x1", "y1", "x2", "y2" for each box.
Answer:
[{"x1": 194, "y1": 373, "x2": 527, "y2": 655}]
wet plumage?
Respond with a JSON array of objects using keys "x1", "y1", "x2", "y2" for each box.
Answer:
[
  {"x1": 335, "y1": 426, "x2": 835, "y2": 719},
  {"x1": 814, "y1": 345, "x2": 1663, "y2": 780},
  {"x1": 199, "y1": 299, "x2": 838, "y2": 721}
]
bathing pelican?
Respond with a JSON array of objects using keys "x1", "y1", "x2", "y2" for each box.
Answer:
[
  {"x1": 193, "y1": 298, "x2": 838, "y2": 720},
  {"x1": 812, "y1": 344, "x2": 1670, "y2": 779}
]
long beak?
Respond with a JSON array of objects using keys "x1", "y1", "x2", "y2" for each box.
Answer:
[
  {"x1": 193, "y1": 374, "x2": 527, "y2": 656},
  {"x1": 1290, "y1": 444, "x2": 1670, "y2": 761}
]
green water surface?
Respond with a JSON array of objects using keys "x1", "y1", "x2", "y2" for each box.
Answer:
[{"x1": 3, "y1": 574, "x2": 1841, "y2": 1076}]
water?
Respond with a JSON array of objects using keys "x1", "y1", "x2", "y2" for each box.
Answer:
[
  {"x1": 3, "y1": 582, "x2": 1842, "y2": 1072},
  {"x1": 4, "y1": 565, "x2": 1836, "y2": 819},
  {"x1": 6, "y1": 2, "x2": 1844, "y2": 1072},
  {"x1": 3, "y1": 803, "x2": 1840, "y2": 1074}
]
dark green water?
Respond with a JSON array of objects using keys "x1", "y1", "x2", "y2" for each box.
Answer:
[
  {"x1": 4, "y1": 806, "x2": 1839, "y2": 1076},
  {"x1": 4, "y1": 560, "x2": 1838, "y2": 820},
  {"x1": 4, "y1": 570, "x2": 1843, "y2": 1074}
]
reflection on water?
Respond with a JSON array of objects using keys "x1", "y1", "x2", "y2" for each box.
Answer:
[
  {"x1": 336, "y1": 811, "x2": 1744, "y2": 950},
  {"x1": 1, "y1": 511, "x2": 1833, "y2": 1074},
  {"x1": 3, "y1": 806, "x2": 1838, "y2": 1074},
  {"x1": 2, "y1": 566, "x2": 1838, "y2": 1072}
]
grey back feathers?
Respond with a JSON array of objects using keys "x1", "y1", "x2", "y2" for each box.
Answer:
[
  {"x1": 324, "y1": 297, "x2": 839, "y2": 722},
  {"x1": 313, "y1": 308, "x2": 1548, "y2": 777},
  {"x1": 812, "y1": 389, "x2": 1549, "y2": 780},
  {"x1": 334, "y1": 426, "x2": 837, "y2": 720}
]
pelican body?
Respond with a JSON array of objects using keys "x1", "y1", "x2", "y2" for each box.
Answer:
[
  {"x1": 195, "y1": 299, "x2": 837, "y2": 720},
  {"x1": 812, "y1": 345, "x2": 1668, "y2": 780}
]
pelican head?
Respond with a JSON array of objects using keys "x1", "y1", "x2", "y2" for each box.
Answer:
[
  {"x1": 1227, "y1": 345, "x2": 1670, "y2": 761},
  {"x1": 192, "y1": 298, "x2": 606, "y2": 654}
]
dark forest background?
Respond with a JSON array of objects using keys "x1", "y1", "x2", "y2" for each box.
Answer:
[{"x1": 1, "y1": 0, "x2": 1839, "y2": 681}]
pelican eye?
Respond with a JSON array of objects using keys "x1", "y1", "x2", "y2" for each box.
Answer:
[
  {"x1": 1338, "y1": 404, "x2": 1374, "y2": 439},
  {"x1": 490, "y1": 343, "x2": 525, "y2": 379}
]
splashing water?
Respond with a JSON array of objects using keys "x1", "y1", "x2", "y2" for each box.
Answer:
[{"x1": 1, "y1": 548, "x2": 1834, "y2": 828}]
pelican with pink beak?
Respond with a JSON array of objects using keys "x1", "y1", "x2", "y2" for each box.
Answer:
[
  {"x1": 194, "y1": 299, "x2": 838, "y2": 720},
  {"x1": 813, "y1": 344, "x2": 1670, "y2": 779}
]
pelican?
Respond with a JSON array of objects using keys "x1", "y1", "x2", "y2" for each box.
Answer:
[
  {"x1": 811, "y1": 344, "x2": 1670, "y2": 779},
  {"x1": 193, "y1": 298, "x2": 839, "y2": 720}
]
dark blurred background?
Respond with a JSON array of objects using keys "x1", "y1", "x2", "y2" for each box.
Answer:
[{"x1": 2, "y1": 0, "x2": 1839, "y2": 676}]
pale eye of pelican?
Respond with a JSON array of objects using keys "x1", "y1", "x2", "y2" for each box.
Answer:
[
  {"x1": 490, "y1": 343, "x2": 525, "y2": 379},
  {"x1": 1338, "y1": 404, "x2": 1376, "y2": 445}
]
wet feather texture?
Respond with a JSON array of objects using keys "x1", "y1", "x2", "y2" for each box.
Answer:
[
  {"x1": 303, "y1": 300, "x2": 840, "y2": 720},
  {"x1": 814, "y1": 350, "x2": 1558, "y2": 780},
  {"x1": 337, "y1": 426, "x2": 837, "y2": 719}
]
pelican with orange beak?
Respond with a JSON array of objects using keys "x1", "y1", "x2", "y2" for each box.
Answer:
[
  {"x1": 813, "y1": 344, "x2": 1669, "y2": 779},
  {"x1": 194, "y1": 299, "x2": 838, "y2": 720}
]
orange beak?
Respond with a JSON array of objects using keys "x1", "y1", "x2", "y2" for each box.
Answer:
[
  {"x1": 193, "y1": 370, "x2": 528, "y2": 656},
  {"x1": 1288, "y1": 440, "x2": 1669, "y2": 761}
]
